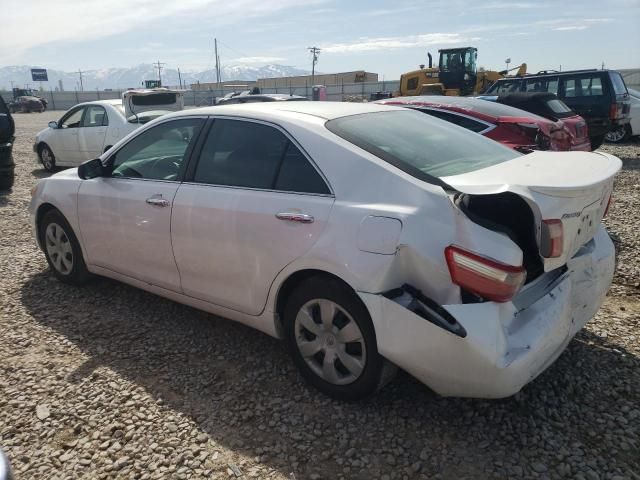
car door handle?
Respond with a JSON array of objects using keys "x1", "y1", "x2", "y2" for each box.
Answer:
[
  {"x1": 146, "y1": 197, "x2": 170, "y2": 207},
  {"x1": 275, "y1": 212, "x2": 314, "y2": 223}
]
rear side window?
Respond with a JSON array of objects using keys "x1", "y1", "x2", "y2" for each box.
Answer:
[
  {"x1": 609, "y1": 72, "x2": 628, "y2": 95},
  {"x1": 525, "y1": 77, "x2": 559, "y2": 94},
  {"x1": 82, "y1": 105, "x2": 108, "y2": 127},
  {"x1": 326, "y1": 110, "x2": 518, "y2": 179},
  {"x1": 546, "y1": 99, "x2": 572, "y2": 114},
  {"x1": 489, "y1": 80, "x2": 522, "y2": 94},
  {"x1": 193, "y1": 119, "x2": 329, "y2": 194},
  {"x1": 564, "y1": 76, "x2": 604, "y2": 97},
  {"x1": 418, "y1": 108, "x2": 489, "y2": 133}
]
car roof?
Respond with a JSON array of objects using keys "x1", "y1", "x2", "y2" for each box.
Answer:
[
  {"x1": 168, "y1": 101, "x2": 402, "y2": 121},
  {"x1": 378, "y1": 95, "x2": 549, "y2": 121}
]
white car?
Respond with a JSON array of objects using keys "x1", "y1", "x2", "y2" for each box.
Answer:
[
  {"x1": 29, "y1": 102, "x2": 620, "y2": 400},
  {"x1": 606, "y1": 87, "x2": 640, "y2": 142},
  {"x1": 34, "y1": 89, "x2": 184, "y2": 171}
]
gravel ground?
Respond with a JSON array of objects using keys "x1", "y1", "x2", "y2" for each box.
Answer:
[{"x1": 1, "y1": 111, "x2": 639, "y2": 480}]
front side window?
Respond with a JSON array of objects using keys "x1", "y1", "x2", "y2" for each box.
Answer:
[
  {"x1": 193, "y1": 119, "x2": 329, "y2": 194},
  {"x1": 60, "y1": 108, "x2": 85, "y2": 128},
  {"x1": 81, "y1": 105, "x2": 108, "y2": 127},
  {"x1": 109, "y1": 118, "x2": 203, "y2": 181},
  {"x1": 326, "y1": 110, "x2": 518, "y2": 179},
  {"x1": 406, "y1": 76, "x2": 419, "y2": 91},
  {"x1": 489, "y1": 80, "x2": 522, "y2": 94}
]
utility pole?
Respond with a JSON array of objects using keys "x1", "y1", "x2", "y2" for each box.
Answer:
[
  {"x1": 178, "y1": 67, "x2": 183, "y2": 89},
  {"x1": 214, "y1": 38, "x2": 221, "y2": 86},
  {"x1": 154, "y1": 60, "x2": 166, "y2": 86},
  {"x1": 308, "y1": 47, "x2": 321, "y2": 86},
  {"x1": 77, "y1": 69, "x2": 84, "y2": 91}
]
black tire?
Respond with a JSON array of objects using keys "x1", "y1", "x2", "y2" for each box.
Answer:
[
  {"x1": 605, "y1": 125, "x2": 631, "y2": 144},
  {"x1": 39, "y1": 144, "x2": 56, "y2": 172},
  {"x1": 590, "y1": 134, "x2": 606, "y2": 150},
  {"x1": 283, "y1": 276, "x2": 386, "y2": 401},
  {"x1": 0, "y1": 167, "x2": 14, "y2": 191},
  {"x1": 39, "y1": 209, "x2": 91, "y2": 285}
]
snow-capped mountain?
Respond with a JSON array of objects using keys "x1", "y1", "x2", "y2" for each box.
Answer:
[{"x1": 0, "y1": 64, "x2": 310, "y2": 91}]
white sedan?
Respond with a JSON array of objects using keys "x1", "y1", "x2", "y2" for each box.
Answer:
[
  {"x1": 34, "y1": 89, "x2": 184, "y2": 171},
  {"x1": 29, "y1": 102, "x2": 620, "y2": 400}
]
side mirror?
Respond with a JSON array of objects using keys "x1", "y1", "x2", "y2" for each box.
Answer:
[
  {"x1": 0, "y1": 448, "x2": 14, "y2": 480},
  {"x1": 48, "y1": 121, "x2": 58, "y2": 129},
  {"x1": 78, "y1": 158, "x2": 105, "y2": 180}
]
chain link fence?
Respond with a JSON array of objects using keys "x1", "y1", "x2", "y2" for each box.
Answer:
[{"x1": 0, "y1": 80, "x2": 401, "y2": 111}]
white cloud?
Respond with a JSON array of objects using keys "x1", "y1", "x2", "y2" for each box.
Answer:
[
  {"x1": 477, "y1": 2, "x2": 537, "y2": 9},
  {"x1": 322, "y1": 33, "x2": 478, "y2": 54},
  {"x1": 553, "y1": 25, "x2": 589, "y2": 31},
  {"x1": 0, "y1": 0, "x2": 323, "y2": 63}
]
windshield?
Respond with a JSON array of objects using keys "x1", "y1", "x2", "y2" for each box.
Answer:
[{"x1": 326, "y1": 110, "x2": 518, "y2": 179}]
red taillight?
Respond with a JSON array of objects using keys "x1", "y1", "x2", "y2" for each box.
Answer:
[
  {"x1": 541, "y1": 219, "x2": 564, "y2": 258},
  {"x1": 603, "y1": 194, "x2": 613, "y2": 217},
  {"x1": 445, "y1": 246, "x2": 526, "y2": 303},
  {"x1": 609, "y1": 103, "x2": 618, "y2": 120}
]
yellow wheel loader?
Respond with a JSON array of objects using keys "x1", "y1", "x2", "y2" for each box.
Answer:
[{"x1": 397, "y1": 47, "x2": 526, "y2": 97}]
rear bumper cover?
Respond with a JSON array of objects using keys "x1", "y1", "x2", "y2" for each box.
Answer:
[{"x1": 359, "y1": 226, "x2": 614, "y2": 398}]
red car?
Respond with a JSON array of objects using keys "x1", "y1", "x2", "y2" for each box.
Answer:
[
  {"x1": 484, "y1": 92, "x2": 591, "y2": 152},
  {"x1": 376, "y1": 96, "x2": 589, "y2": 153}
]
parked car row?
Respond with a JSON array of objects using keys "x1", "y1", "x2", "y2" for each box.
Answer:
[
  {"x1": 30, "y1": 100, "x2": 621, "y2": 400},
  {"x1": 484, "y1": 69, "x2": 631, "y2": 149}
]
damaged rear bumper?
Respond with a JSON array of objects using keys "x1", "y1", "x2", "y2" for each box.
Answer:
[{"x1": 358, "y1": 226, "x2": 615, "y2": 398}]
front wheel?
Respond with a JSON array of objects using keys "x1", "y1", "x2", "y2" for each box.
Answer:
[
  {"x1": 39, "y1": 209, "x2": 91, "y2": 285},
  {"x1": 39, "y1": 144, "x2": 56, "y2": 172},
  {"x1": 283, "y1": 277, "x2": 390, "y2": 400},
  {"x1": 605, "y1": 125, "x2": 631, "y2": 143}
]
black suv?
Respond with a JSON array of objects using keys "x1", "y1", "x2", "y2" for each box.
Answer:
[
  {"x1": 0, "y1": 95, "x2": 16, "y2": 191},
  {"x1": 484, "y1": 69, "x2": 631, "y2": 149}
]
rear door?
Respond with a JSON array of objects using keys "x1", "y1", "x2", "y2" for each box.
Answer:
[
  {"x1": 171, "y1": 117, "x2": 334, "y2": 315},
  {"x1": 78, "y1": 105, "x2": 109, "y2": 159},
  {"x1": 559, "y1": 73, "x2": 609, "y2": 137}
]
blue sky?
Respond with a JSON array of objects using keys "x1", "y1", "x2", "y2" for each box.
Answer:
[{"x1": 1, "y1": 0, "x2": 638, "y2": 77}]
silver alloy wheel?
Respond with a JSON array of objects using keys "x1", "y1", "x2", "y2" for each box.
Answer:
[
  {"x1": 605, "y1": 126, "x2": 627, "y2": 143},
  {"x1": 40, "y1": 147, "x2": 53, "y2": 170},
  {"x1": 294, "y1": 299, "x2": 366, "y2": 385},
  {"x1": 45, "y1": 222, "x2": 73, "y2": 274}
]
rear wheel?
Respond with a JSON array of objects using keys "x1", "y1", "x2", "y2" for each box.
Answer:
[
  {"x1": 39, "y1": 144, "x2": 56, "y2": 172},
  {"x1": 605, "y1": 125, "x2": 631, "y2": 143},
  {"x1": 283, "y1": 276, "x2": 390, "y2": 400},
  {"x1": 39, "y1": 209, "x2": 91, "y2": 285}
]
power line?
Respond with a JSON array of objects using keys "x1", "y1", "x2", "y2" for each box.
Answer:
[
  {"x1": 77, "y1": 69, "x2": 84, "y2": 91},
  {"x1": 154, "y1": 60, "x2": 166, "y2": 86},
  {"x1": 308, "y1": 47, "x2": 321, "y2": 85}
]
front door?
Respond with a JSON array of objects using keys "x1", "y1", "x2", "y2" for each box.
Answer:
[
  {"x1": 54, "y1": 106, "x2": 85, "y2": 164},
  {"x1": 78, "y1": 104, "x2": 109, "y2": 160},
  {"x1": 77, "y1": 117, "x2": 205, "y2": 292},
  {"x1": 171, "y1": 118, "x2": 334, "y2": 315}
]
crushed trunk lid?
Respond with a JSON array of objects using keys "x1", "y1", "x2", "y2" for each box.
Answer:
[
  {"x1": 122, "y1": 88, "x2": 185, "y2": 118},
  {"x1": 442, "y1": 151, "x2": 621, "y2": 270}
]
